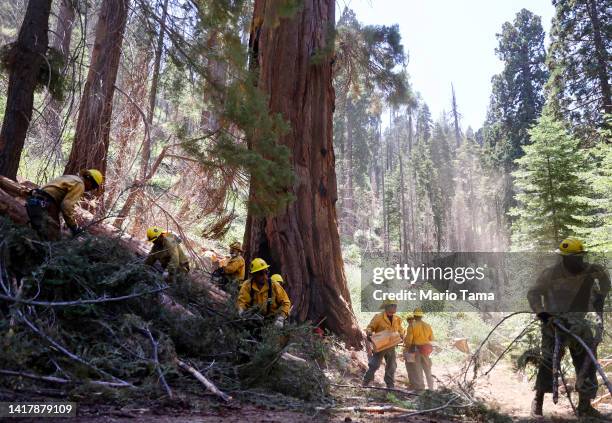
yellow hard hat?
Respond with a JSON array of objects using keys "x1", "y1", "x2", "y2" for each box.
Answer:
[
  {"x1": 229, "y1": 241, "x2": 243, "y2": 252},
  {"x1": 405, "y1": 312, "x2": 415, "y2": 320},
  {"x1": 271, "y1": 274, "x2": 284, "y2": 284},
  {"x1": 83, "y1": 169, "x2": 104, "y2": 187},
  {"x1": 413, "y1": 308, "x2": 424, "y2": 317},
  {"x1": 379, "y1": 299, "x2": 398, "y2": 309},
  {"x1": 250, "y1": 258, "x2": 270, "y2": 274},
  {"x1": 557, "y1": 238, "x2": 585, "y2": 255},
  {"x1": 146, "y1": 226, "x2": 165, "y2": 242}
]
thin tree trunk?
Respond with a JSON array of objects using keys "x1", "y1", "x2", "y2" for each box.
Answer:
[
  {"x1": 0, "y1": 0, "x2": 52, "y2": 179},
  {"x1": 104, "y1": 53, "x2": 150, "y2": 211},
  {"x1": 46, "y1": 0, "x2": 75, "y2": 160},
  {"x1": 381, "y1": 118, "x2": 388, "y2": 255},
  {"x1": 142, "y1": 0, "x2": 169, "y2": 175},
  {"x1": 451, "y1": 83, "x2": 461, "y2": 149},
  {"x1": 345, "y1": 98, "x2": 354, "y2": 238},
  {"x1": 126, "y1": 0, "x2": 169, "y2": 231},
  {"x1": 398, "y1": 116, "x2": 408, "y2": 260},
  {"x1": 64, "y1": 0, "x2": 129, "y2": 178},
  {"x1": 244, "y1": 0, "x2": 363, "y2": 347}
]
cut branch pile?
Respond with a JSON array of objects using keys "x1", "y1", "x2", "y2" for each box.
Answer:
[{"x1": 0, "y1": 216, "x2": 329, "y2": 409}]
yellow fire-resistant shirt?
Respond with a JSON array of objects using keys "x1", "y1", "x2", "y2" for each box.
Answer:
[
  {"x1": 41, "y1": 175, "x2": 85, "y2": 229},
  {"x1": 223, "y1": 255, "x2": 245, "y2": 281},
  {"x1": 237, "y1": 279, "x2": 291, "y2": 317},
  {"x1": 404, "y1": 320, "x2": 434, "y2": 347},
  {"x1": 144, "y1": 233, "x2": 190, "y2": 276},
  {"x1": 366, "y1": 312, "x2": 405, "y2": 337}
]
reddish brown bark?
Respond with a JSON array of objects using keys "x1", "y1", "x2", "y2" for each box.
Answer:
[
  {"x1": 245, "y1": 0, "x2": 363, "y2": 348},
  {"x1": 0, "y1": 0, "x2": 52, "y2": 180},
  {"x1": 64, "y1": 0, "x2": 129, "y2": 177}
]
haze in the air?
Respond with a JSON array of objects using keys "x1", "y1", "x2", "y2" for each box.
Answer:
[{"x1": 345, "y1": 0, "x2": 555, "y2": 129}]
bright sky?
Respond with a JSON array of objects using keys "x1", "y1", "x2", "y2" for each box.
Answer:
[{"x1": 343, "y1": 0, "x2": 555, "y2": 130}]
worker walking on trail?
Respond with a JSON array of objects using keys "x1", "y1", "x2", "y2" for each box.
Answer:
[
  {"x1": 25, "y1": 169, "x2": 104, "y2": 241},
  {"x1": 145, "y1": 226, "x2": 190, "y2": 281},
  {"x1": 363, "y1": 300, "x2": 405, "y2": 389},
  {"x1": 528, "y1": 238, "x2": 610, "y2": 418},
  {"x1": 214, "y1": 242, "x2": 245, "y2": 290},
  {"x1": 404, "y1": 308, "x2": 434, "y2": 390},
  {"x1": 237, "y1": 258, "x2": 291, "y2": 328}
]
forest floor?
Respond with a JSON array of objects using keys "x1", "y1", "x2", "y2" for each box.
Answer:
[{"x1": 12, "y1": 348, "x2": 610, "y2": 422}]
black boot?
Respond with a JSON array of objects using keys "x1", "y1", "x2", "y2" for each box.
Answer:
[
  {"x1": 531, "y1": 391, "x2": 544, "y2": 417},
  {"x1": 577, "y1": 395, "x2": 602, "y2": 419}
]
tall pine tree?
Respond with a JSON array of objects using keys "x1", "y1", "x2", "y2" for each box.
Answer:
[
  {"x1": 546, "y1": 0, "x2": 611, "y2": 140},
  {"x1": 510, "y1": 110, "x2": 590, "y2": 250}
]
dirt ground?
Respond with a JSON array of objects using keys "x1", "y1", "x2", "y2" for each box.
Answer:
[{"x1": 8, "y1": 350, "x2": 611, "y2": 422}]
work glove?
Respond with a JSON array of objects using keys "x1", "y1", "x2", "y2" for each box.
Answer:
[
  {"x1": 274, "y1": 315, "x2": 285, "y2": 328},
  {"x1": 537, "y1": 312, "x2": 551, "y2": 324}
]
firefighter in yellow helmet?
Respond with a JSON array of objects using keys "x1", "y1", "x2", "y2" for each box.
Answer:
[
  {"x1": 270, "y1": 274, "x2": 284, "y2": 284},
  {"x1": 363, "y1": 299, "x2": 405, "y2": 389},
  {"x1": 219, "y1": 241, "x2": 246, "y2": 284},
  {"x1": 402, "y1": 312, "x2": 419, "y2": 389},
  {"x1": 237, "y1": 258, "x2": 291, "y2": 328},
  {"x1": 144, "y1": 226, "x2": 190, "y2": 281},
  {"x1": 25, "y1": 169, "x2": 104, "y2": 241},
  {"x1": 528, "y1": 238, "x2": 610, "y2": 418},
  {"x1": 404, "y1": 308, "x2": 434, "y2": 390}
]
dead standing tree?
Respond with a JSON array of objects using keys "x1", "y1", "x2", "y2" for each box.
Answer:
[{"x1": 244, "y1": 0, "x2": 364, "y2": 347}]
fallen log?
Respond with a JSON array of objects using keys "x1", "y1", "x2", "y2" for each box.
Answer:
[
  {"x1": 0, "y1": 175, "x2": 31, "y2": 198},
  {"x1": 0, "y1": 187, "x2": 28, "y2": 225},
  {"x1": 176, "y1": 359, "x2": 232, "y2": 402}
]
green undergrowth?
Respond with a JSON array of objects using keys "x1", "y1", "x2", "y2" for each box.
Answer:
[{"x1": 0, "y1": 218, "x2": 330, "y2": 409}]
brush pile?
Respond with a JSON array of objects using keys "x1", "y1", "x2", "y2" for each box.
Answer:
[{"x1": 0, "y1": 217, "x2": 330, "y2": 410}]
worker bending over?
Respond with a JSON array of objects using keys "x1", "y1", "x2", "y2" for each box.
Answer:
[
  {"x1": 145, "y1": 226, "x2": 190, "y2": 281},
  {"x1": 237, "y1": 258, "x2": 291, "y2": 328},
  {"x1": 26, "y1": 169, "x2": 104, "y2": 240}
]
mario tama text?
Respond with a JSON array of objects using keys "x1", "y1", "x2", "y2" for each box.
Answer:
[{"x1": 360, "y1": 252, "x2": 611, "y2": 313}]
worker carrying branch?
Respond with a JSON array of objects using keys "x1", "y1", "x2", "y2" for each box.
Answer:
[
  {"x1": 144, "y1": 226, "x2": 190, "y2": 282},
  {"x1": 25, "y1": 169, "x2": 104, "y2": 241},
  {"x1": 236, "y1": 258, "x2": 291, "y2": 328},
  {"x1": 363, "y1": 299, "x2": 405, "y2": 389},
  {"x1": 528, "y1": 238, "x2": 610, "y2": 418}
]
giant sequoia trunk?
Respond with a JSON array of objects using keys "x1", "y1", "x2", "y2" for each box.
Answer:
[
  {"x1": 245, "y1": 0, "x2": 363, "y2": 348},
  {"x1": 64, "y1": 0, "x2": 129, "y2": 177},
  {"x1": 0, "y1": 0, "x2": 52, "y2": 179}
]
